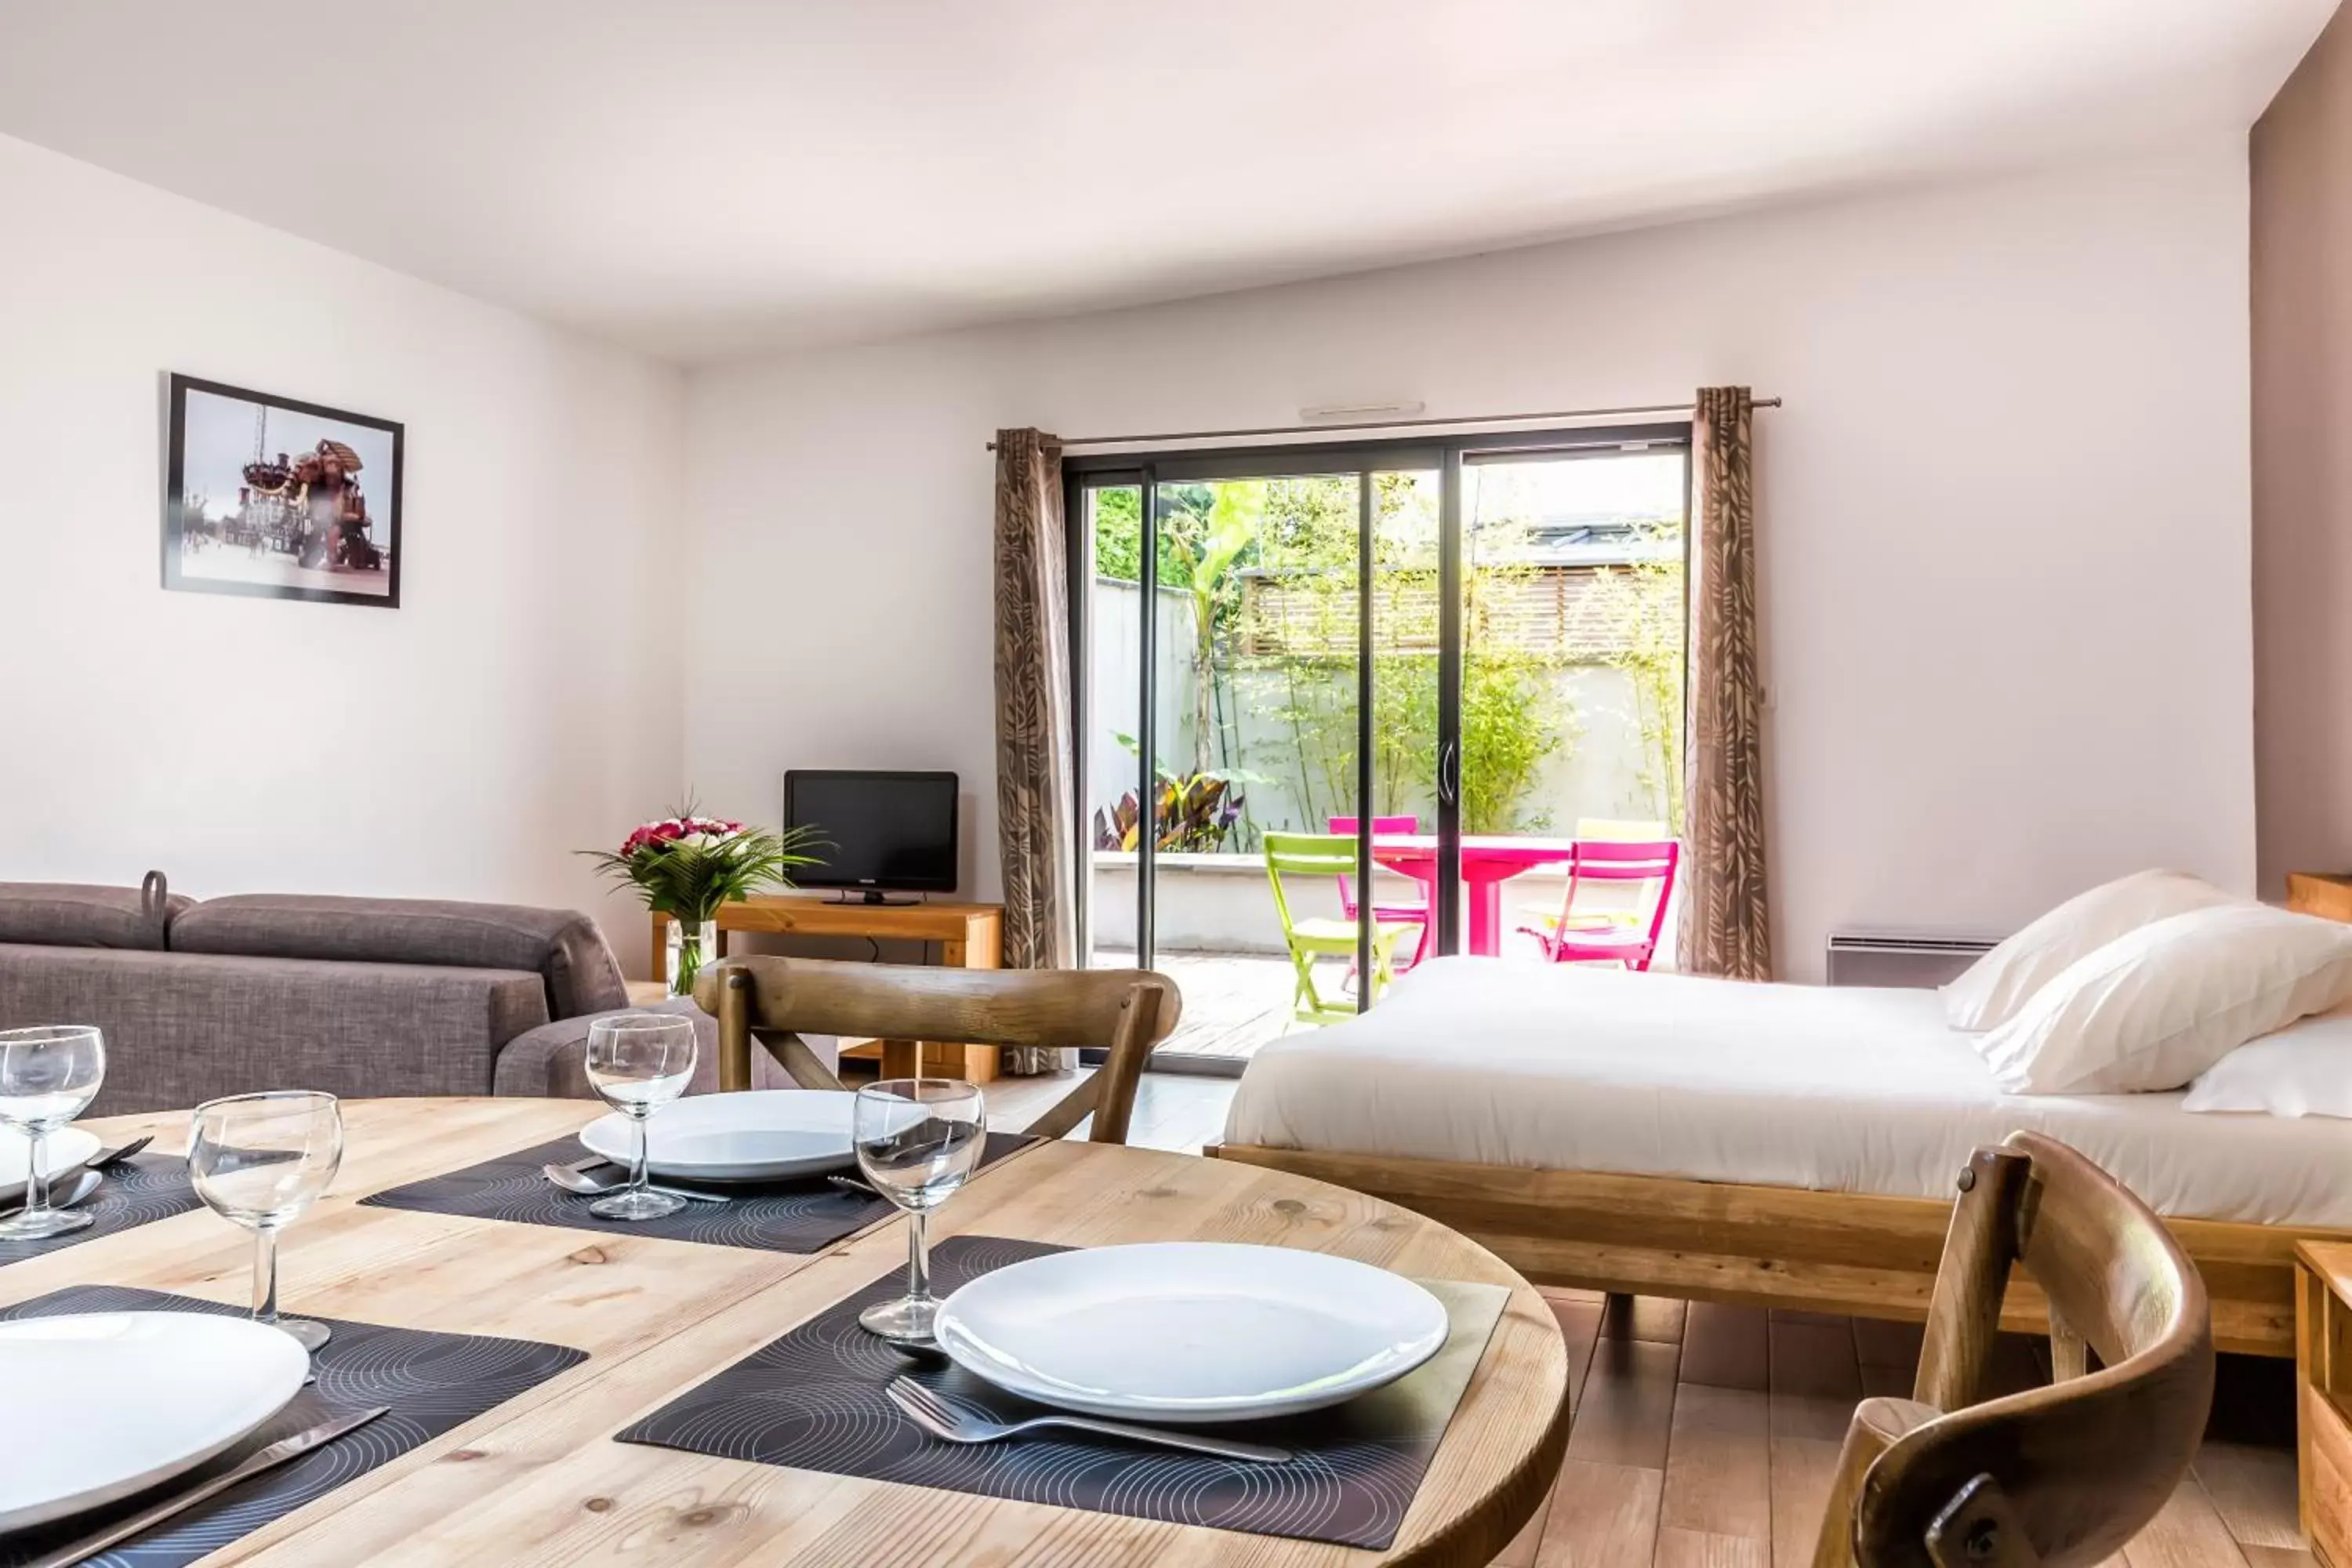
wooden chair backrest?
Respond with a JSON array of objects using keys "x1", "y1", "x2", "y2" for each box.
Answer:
[
  {"x1": 1815, "y1": 1131, "x2": 2214, "y2": 1568},
  {"x1": 692, "y1": 956, "x2": 1181, "y2": 1146}
]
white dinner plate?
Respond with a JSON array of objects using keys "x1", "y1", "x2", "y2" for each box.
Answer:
[
  {"x1": 579, "y1": 1090, "x2": 856, "y2": 1182},
  {"x1": 0, "y1": 1127, "x2": 100, "y2": 1188},
  {"x1": 935, "y1": 1242, "x2": 1450, "y2": 1423},
  {"x1": 0, "y1": 1312, "x2": 310, "y2": 1532}
]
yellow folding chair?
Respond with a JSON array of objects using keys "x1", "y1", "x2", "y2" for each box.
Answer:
[{"x1": 1263, "y1": 832, "x2": 1417, "y2": 1024}]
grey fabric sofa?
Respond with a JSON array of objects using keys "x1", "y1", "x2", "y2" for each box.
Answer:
[{"x1": 0, "y1": 878, "x2": 733, "y2": 1114}]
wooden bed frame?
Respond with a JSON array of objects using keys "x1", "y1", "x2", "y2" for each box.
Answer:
[{"x1": 1203, "y1": 1142, "x2": 2352, "y2": 1356}]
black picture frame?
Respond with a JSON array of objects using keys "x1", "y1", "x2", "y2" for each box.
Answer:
[{"x1": 162, "y1": 373, "x2": 405, "y2": 608}]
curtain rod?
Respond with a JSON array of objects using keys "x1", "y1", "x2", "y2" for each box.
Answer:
[{"x1": 984, "y1": 396, "x2": 1781, "y2": 452}]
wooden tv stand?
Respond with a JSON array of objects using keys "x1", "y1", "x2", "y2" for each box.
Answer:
[{"x1": 650, "y1": 897, "x2": 1007, "y2": 1081}]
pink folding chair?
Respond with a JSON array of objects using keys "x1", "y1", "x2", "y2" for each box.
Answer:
[
  {"x1": 1522, "y1": 839, "x2": 1680, "y2": 970},
  {"x1": 1328, "y1": 815, "x2": 1431, "y2": 970}
]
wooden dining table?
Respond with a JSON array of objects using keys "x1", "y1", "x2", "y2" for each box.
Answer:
[{"x1": 9, "y1": 1098, "x2": 1572, "y2": 1566}]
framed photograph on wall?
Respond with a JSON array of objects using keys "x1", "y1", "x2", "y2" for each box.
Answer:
[{"x1": 163, "y1": 373, "x2": 403, "y2": 608}]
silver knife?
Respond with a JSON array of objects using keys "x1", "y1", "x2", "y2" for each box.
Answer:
[
  {"x1": 0, "y1": 1133, "x2": 154, "y2": 1209},
  {"x1": 21, "y1": 1405, "x2": 391, "y2": 1568},
  {"x1": 0, "y1": 1165, "x2": 84, "y2": 1212},
  {"x1": 0, "y1": 1169, "x2": 103, "y2": 1221}
]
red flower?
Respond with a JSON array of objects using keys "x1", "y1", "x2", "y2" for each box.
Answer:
[{"x1": 621, "y1": 817, "x2": 699, "y2": 857}]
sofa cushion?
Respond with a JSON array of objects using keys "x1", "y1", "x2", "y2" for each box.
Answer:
[
  {"x1": 167, "y1": 895, "x2": 628, "y2": 1019},
  {"x1": 0, "y1": 942, "x2": 550, "y2": 1116},
  {"x1": 0, "y1": 876, "x2": 191, "y2": 951}
]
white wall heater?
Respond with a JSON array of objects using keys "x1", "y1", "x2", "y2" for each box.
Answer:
[{"x1": 1824, "y1": 931, "x2": 1998, "y2": 989}]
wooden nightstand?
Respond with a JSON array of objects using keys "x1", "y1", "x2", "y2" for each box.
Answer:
[
  {"x1": 2299, "y1": 1240, "x2": 2352, "y2": 1566},
  {"x1": 2288, "y1": 873, "x2": 2352, "y2": 924}
]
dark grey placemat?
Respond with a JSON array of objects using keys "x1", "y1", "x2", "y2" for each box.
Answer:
[
  {"x1": 0, "y1": 1285, "x2": 585, "y2": 1568},
  {"x1": 616, "y1": 1235, "x2": 1509, "y2": 1551},
  {"x1": 358, "y1": 1132, "x2": 1034, "y2": 1254},
  {"x1": 0, "y1": 1155, "x2": 202, "y2": 1269}
]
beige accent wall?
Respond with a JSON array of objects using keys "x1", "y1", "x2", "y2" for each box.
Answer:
[{"x1": 2254, "y1": 2, "x2": 2352, "y2": 895}]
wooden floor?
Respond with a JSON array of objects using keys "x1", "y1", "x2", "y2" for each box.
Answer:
[
  {"x1": 1491, "y1": 1290, "x2": 2310, "y2": 1567},
  {"x1": 1094, "y1": 948, "x2": 1308, "y2": 1062},
  {"x1": 973, "y1": 1065, "x2": 1240, "y2": 1152},
  {"x1": 983, "y1": 1069, "x2": 2314, "y2": 1566}
]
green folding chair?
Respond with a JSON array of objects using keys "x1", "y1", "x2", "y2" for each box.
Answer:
[{"x1": 1263, "y1": 831, "x2": 1417, "y2": 1025}]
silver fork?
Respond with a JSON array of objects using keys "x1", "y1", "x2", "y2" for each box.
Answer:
[
  {"x1": 89, "y1": 1133, "x2": 154, "y2": 1169},
  {"x1": 884, "y1": 1376, "x2": 1292, "y2": 1465}
]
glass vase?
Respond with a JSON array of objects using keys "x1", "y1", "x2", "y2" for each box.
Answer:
[{"x1": 666, "y1": 918, "x2": 717, "y2": 998}]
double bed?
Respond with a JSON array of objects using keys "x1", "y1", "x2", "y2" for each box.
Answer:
[{"x1": 1207, "y1": 957, "x2": 2352, "y2": 1354}]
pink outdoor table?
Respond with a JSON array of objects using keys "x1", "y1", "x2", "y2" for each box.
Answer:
[{"x1": 1367, "y1": 834, "x2": 1579, "y2": 956}]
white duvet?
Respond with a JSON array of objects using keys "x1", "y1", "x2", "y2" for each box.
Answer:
[{"x1": 1220, "y1": 957, "x2": 2352, "y2": 1228}]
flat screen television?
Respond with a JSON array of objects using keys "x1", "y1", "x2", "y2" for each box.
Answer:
[{"x1": 783, "y1": 770, "x2": 959, "y2": 902}]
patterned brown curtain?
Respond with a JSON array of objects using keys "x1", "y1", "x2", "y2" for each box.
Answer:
[
  {"x1": 993, "y1": 430, "x2": 1079, "y2": 1071},
  {"x1": 1679, "y1": 387, "x2": 1772, "y2": 980}
]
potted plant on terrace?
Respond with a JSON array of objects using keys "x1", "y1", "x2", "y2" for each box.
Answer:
[{"x1": 583, "y1": 805, "x2": 824, "y2": 996}]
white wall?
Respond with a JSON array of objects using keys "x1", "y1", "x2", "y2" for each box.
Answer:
[
  {"x1": 685, "y1": 143, "x2": 2255, "y2": 982},
  {"x1": 0, "y1": 135, "x2": 688, "y2": 974}
]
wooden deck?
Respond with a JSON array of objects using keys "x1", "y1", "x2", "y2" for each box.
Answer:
[{"x1": 1092, "y1": 948, "x2": 1309, "y2": 1062}]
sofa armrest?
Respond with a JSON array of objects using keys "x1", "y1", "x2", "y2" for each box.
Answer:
[{"x1": 492, "y1": 998, "x2": 836, "y2": 1099}]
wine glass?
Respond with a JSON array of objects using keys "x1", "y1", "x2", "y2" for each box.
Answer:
[
  {"x1": 853, "y1": 1078, "x2": 987, "y2": 1342},
  {"x1": 188, "y1": 1091, "x2": 344, "y2": 1351},
  {"x1": 0, "y1": 1025, "x2": 106, "y2": 1240},
  {"x1": 583, "y1": 1013, "x2": 698, "y2": 1221}
]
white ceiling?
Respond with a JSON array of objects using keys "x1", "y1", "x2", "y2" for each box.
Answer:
[{"x1": 0, "y1": 1, "x2": 2331, "y2": 363}]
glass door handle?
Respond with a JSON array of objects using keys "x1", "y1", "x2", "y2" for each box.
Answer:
[{"x1": 1438, "y1": 739, "x2": 1461, "y2": 806}]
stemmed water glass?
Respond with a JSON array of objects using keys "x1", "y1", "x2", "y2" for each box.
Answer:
[
  {"x1": 188, "y1": 1091, "x2": 344, "y2": 1351},
  {"x1": 853, "y1": 1078, "x2": 988, "y2": 1341},
  {"x1": 0, "y1": 1025, "x2": 106, "y2": 1240},
  {"x1": 583, "y1": 1013, "x2": 698, "y2": 1221}
]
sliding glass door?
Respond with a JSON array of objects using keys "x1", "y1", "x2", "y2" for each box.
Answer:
[
  {"x1": 1451, "y1": 441, "x2": 1691, "y2": 955},
  {"x1": 1070, "y1": 426, "x2": 1688, "y2": 1073}
]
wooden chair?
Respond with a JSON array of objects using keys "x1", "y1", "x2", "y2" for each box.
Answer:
[
  {"x1": 691, "y1": 956, "x2": 1180, "y2": 1146},
  {"x1": 1810, "y1": 1131, "x2": 2215, "y2": 1568}
]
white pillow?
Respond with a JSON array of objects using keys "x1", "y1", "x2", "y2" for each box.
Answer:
[
  {"x1": 1942, "y1": 869, "x2": 2241, "y2": 1032},
  {"x1": 2183, "y1": 1005, "x2": 2352, "y2": 1118},
  {"x1": 1972, "y1": 902, "x2": 2352, "y2": 1094}
]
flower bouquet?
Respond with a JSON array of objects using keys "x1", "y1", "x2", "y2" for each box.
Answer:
[{"x1": 583, "y1": 805, "x2": 825, "y2": 995}]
